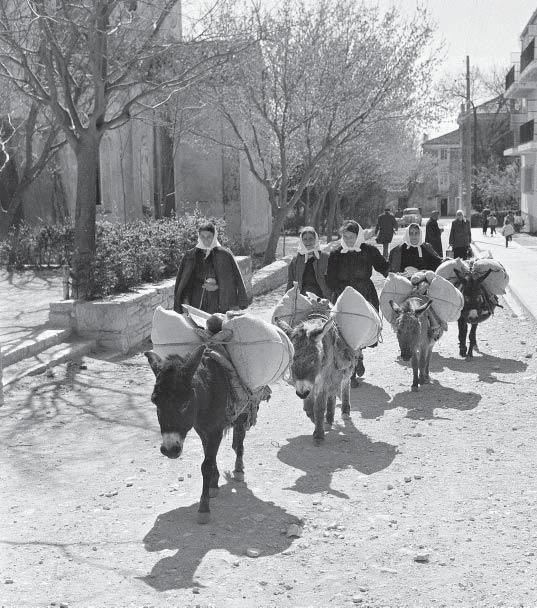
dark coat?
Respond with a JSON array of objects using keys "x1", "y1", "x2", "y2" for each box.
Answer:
[
  {"x1": 449, "y1": 219, "x2": 471, "y2": 248},
  {"x1": 375, "y1": 212, "x2": 398, "y2": 244},
  {"x1": 326, "y1": 243, "x2": 389, "y2": 310},
  {"x1": 173, "y1": 247, "x2": 249, "y2": 313},
  {"x1": 388, "y1": 242, "x2": 443, "y2": 273},
  {"x1": 425, "y1": 218, "x2": 443, "y2": 256},
  {"x1": 287, "y1": 251, "x2": 331, "y2": 299}
]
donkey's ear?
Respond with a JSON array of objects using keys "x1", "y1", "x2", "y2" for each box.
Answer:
[
  {"x1": 145, "y1": 351, "x2": 163, "y2": 376},
  {"x1": 453, "y1": 269, "x2": 466, "y2": 284},
  {"x1": 415, "y1": 300, "x2": 433, "y2": 315},
  {"x1": 183, "y1": 344, "x2": 206, "y2": 377},
  {"x1": 389, "y1": 300, "x2": 402, "y2": 315},
  {"x1": 312, "y1": 317, "x2": 334, "y2": 342}
]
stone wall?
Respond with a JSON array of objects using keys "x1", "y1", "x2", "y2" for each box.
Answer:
[{"x1": 48, "y1": 257, "x2": 253, "y2": 353}]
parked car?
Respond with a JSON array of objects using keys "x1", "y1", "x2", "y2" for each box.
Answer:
[{"x1": 398, "y1": 207, "x2": 422, "y2": 227}]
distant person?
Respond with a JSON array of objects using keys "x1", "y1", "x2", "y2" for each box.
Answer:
[
  {"x1": 286, "y1": 226, "x2": 330, "y2": 299},
  {"x1": 375, "y1": 207, "x2": 399, "y2": 259},
  {"x1": 514, "y1": 212, "x2": 524, "y2": 233},
  {"x1": 173, "y1": 222, "x2": 249, "y2": 314},
  {"x1": 448, "y1": 209, "x2": 472, "y2": 260},
  {"x1": 503, "y1": 211, "x2": 515, "y2": 248},
  {"x1": 481, "y1": 207, "x2": 490, "y2": 235},
  {"x1": 488, "y1": 213, "x2": 498, "y2": 235},
  {"x1": 425, "y1": 209, "x2": 444, "y2": 256}
]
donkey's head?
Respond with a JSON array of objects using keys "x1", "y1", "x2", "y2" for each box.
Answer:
[
  {"x1": 145, "y1": 345, "x2": 206, "y2": 459},
  {"x1": 389, "y1": 299, "x2": 432, "y2": 361},
  {"x1": 455, "y1": 268, "x2": 494, "y2": 325},
  {"x1": 276, "y1": 316, "x2": 334, "y2": 399}
]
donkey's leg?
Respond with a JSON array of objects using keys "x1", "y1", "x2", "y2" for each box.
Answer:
[
  {"x1": 198, "y1": 430, "x2": 223, "y2": 524},
  {"x1": 458, "y1": 317, "x2": 468, "y2": 357},
  {"x1": 232, "y1": 414, "x2": 247, "y2": 482},
  {"x1": 313, "y1": 393, "x2": 327, "y2": 445},
  {"x1": 341, "y1": 378, "x2": 351, "y2": 420},
  {"x1": 420, "y1": 343, "x2": 433, "y2": 384},
  {"x1": 411, "y1": 351, "x2": 420, "y2": 391},
  {"x1": 468, "y1": 324, "x2": 478, "y2": 357},
  {"x1": 303, "y1": 393, "x2": 315, "y2": 422},
  {"x1": 325, "y1": 394, "x2": 335, "y2": 430}
]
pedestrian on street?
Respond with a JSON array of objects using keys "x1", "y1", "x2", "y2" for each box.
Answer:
[
  {"x1": 481, "y1": 207, "x2": 490, "y2": 235},
  {"x1": 286, "y1": 226, "x2": 330, "y2": 299},
  {"x1": 448, "y1": 209, "x2": 472, "y2": 260},
  {"x1": 488, "y1": 213, "x2": 498, "y2": 235},
  {"x1": 503, "y1": 211, "x2": 515, "y2": 248},
  {"x1": 425, "y1": 209, "x2": 444, "y2": 256},
  {"x1": 375, "y1": 206, "x2": 398, "y2": 259},
  {"x1": 514, "y1": 212, "x2": 524, "y2": 233},
  {"x1": 327, "y1": 219, "x2": 389, "y2": 384},
  {"x1": 173, "y1": 222, "x2": 249, "y2": 314}
]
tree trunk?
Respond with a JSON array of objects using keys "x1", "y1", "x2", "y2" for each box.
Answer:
[
  {"x1": 325, "y1": 187, "x2": 339, "y2": 241},
  {"x1": 263, "y1": 205, "x2": 287, "y2": 266},
  {"x1": 71, "y1": 132, "x2": 100, "y2": 300}
]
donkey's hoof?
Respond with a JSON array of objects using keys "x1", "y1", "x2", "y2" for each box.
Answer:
[
  {"x1": 411, "y1": 385, "x2": 419, "y2": 392},
  {"x1": 209, "y1": 487, "x2": 219, "y2": 498},
  {"x1": 233, "y1": 470, "x2": 245, "y2": 482},
  {"x1": 313, "y1": 435, "x2": 325, "y2": 446},
  {"x1": 341, "y1": 412, "x2": 351, "y2": 421},
  {"x1": 197, "y1": 511, "x2": 211, "y2": 524}
]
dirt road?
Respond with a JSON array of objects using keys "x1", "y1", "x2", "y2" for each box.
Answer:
[{"x1": 2, "y1": 285, "x2": 537, "y2": 608}]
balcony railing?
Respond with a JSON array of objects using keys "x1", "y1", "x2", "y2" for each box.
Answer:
[
  {"x1": 521, "y1": 38, "x2": 535, "y2": 73},
  {"x1": 520, "y1": 119, "x2": 534, "y2": 144},
  {"x1": 503, "y1": 131, "x2": 515, "y2": 150},
  {"x1": 505, "y1": 66, "x2": 515, "y2": 90}
]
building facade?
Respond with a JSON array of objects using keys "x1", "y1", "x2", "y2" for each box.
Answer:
[
  {"x1": 419, "y1": 130, "x2": 461, "y2": 216},
  {"x1": 504, "y1": 8, "x2": 537, "y2": 232}
]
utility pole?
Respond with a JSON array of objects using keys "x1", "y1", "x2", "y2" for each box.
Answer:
[{"x1": 459, "y1": 55, "x2": 473, "y2": 219}]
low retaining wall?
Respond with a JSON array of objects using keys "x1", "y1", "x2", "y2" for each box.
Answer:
[{"x1": 49, "y1": 256, "x2": 253, "y2": 353}]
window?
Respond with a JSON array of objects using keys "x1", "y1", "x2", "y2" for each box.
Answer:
[
  {"x1": 439, "y1": 171, "x2": 449, "y2": 189},
  {"x1": 440, "y1": 148, "x2": 448, "y2": 161}
]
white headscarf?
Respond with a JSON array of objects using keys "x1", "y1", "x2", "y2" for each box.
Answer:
[
  {"x1": 196, "y1": 229, "x2": 221, "y2": 258},
  {"x1": 297, "y1": 227, "x2": 320, "y2": 259},
  {"x1": 402, "y1": 223, "x2": 423, "y2": 258},
  {"x1": 340, "y1": 224, "x2": 365, "y2": 253}
]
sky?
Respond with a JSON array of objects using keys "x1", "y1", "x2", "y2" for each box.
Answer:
[{"x1": 373, "y1": 0, "x2": 537, "y2": 137}]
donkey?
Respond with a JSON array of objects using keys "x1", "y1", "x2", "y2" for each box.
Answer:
[
  {"x1": 145, "y1": 345, "x2": 261, "y2": 524},
  {"x1": 389, "y1": 297, "x2": 441, "y2": 391},
  {"x1": 276, "y1": 316, "x2": 357, "y2": 445},
  {"x1": 454, "y1": 268, "x2": 498, "y2": 358}
]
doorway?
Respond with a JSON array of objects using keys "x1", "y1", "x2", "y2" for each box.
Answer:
[{"x1": 440, "y1": 198, "x2": 448, "y2": 216}]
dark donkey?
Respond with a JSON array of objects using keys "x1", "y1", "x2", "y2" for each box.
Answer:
[
  {"x1": 276, "y1": 315, "x2": 357, "y2": 445},
  {"x1": 145, "y1": 345, "x2": 267, "y2": 523},
  {"x1": 454, "y1": 267, "x2": 499, "y2": 358},
  {"x1": 389, "y1": 296, "x2": 441, "y2": 391}
]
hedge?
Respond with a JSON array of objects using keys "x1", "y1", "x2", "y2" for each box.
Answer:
[{"x1": 0, "y1": 213, "x2": 235, "y2": 299}]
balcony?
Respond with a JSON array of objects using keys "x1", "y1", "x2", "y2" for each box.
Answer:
[{"x1": 505, "y1": 118, "x2": 537, "y2": 156}]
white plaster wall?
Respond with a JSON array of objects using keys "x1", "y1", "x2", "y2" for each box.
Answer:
[{"x1": 239, "y1": 153, "x2": 271, "y2": 252}]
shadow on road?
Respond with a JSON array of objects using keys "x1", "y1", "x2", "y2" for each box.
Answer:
[
  {"x1": 141, "y1": 476, "x2": 296, "y2": 591},
  {"x1": 276, "y1": 417, "x2": 397, "y2": 499},
  {"x1": 428, "y1": 352, "x2": 527, "y2": 382},
  {"x1": 350, "y1": 380, "x2": 481, "y2": 421}
]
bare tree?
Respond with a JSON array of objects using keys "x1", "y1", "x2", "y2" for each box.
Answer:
[
  {"x1": 198, "y1": 0, "x2": 439, "y2": 263},
  {"x1": 0, "y1": 0, "x2": 243, "y2": 296}
]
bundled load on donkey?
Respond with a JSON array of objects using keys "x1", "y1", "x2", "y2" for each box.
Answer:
[
  {"x1": 379, "y1": 271, "x2": 463, "y2": 327},
  {"x1": 271, "y1": 285, "x2": 331, "y2": 327},
  {"x1": 151, "y1": 305, "x2": 293, "y2": 391},
  {"x1": 331, "y1": 286, "x2": 382, "y2": 349}
]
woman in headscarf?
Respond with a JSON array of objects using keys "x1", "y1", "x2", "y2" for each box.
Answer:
[
  {"x1": 327, "y1": 219, "x2": 389, "y2": 308},
  {"x1": 388, "y1": 223, "x2": 443, "y2": 275},
  {"x1": 286, "y1": 226, "x2": 330, "y2": 299},
  {"x1": 173, "y1": 222, "x2": 249, "y2": 314},
  {"x1": 326, "y1": 220, "x2": 389, "y2": 384}
]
